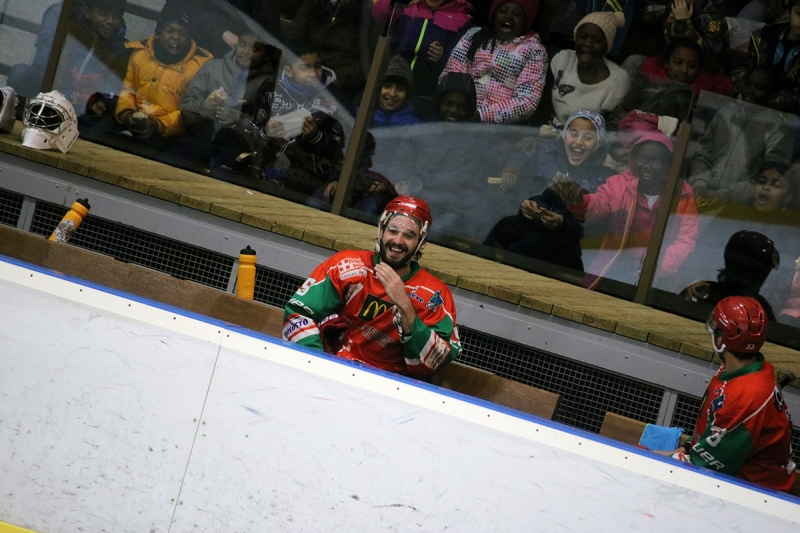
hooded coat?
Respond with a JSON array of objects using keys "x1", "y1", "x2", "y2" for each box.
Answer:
[
  {"x1": 568, "y1": 132, "x2": 699, "y2": 287},
  {"x1": 116, "y1": 36, "x2": 213, "y2": 137}
]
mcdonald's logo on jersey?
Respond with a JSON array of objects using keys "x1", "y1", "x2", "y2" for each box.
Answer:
[{"x1": 357, "y1": 294, "x2": 393, "y2": 320}]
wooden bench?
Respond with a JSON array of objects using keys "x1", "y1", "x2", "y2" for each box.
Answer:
[{"x1": 600, "y1": 412, "x2": 800, "y2": 497}]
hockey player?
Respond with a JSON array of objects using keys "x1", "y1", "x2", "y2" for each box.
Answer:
[
  {"x1": 282, "y1": 196, "x2": 461, "y2": 378},
  {"x1": 674, "y1": 296, "x2": 796, "y2": 492}
]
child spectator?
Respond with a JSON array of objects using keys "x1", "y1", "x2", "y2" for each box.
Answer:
[
  {"x1": 664, "y1": 0, "x2": 730, "y2": 74},
  {"x1": 371, "y1": 56, "x2": 420, "y2": 127},
  {"x1": 779, "y1": 255, "x2": 800, "y2": 328},
  {"x1": 556, "y1": 131, "x2": 699, "y2": 288},
  {"x1": 180, "y1": 32, "x2": 278, "y2": 170},
  {"x1": 307, "y1": 133, "x2": 398, "y2": 215},
  {"x1": 372, "y1": 0, "x2": 473, "y2": 97},
  {"x1": 746, "y1": 0, "x2": 800, "y2": 111},
  {"x1": 284, "y1": 0, "x2": 370, "y2": 102},
  {"x1": 431, "y1": 72, "x2": 477, "y2": 122},
  {"x1": 439, "y1": 0, "x2": 547, "y2": 123},
  {"x1": 682, "y1": 163, "x2": 800, "y2": 319},
  {"x1": 549, "y1": 11, "x2": 630, "y2": 126},
  {"x1": 115, "y1": 6, "x2": 212, "y2": 145},
  {"x1": 159, "y1": 0, "x2": 249, "y2": 58},
  {"x1": 608, "y1": 38, "x2": 732, "y2": 127},
  {"x1": 484, "y1": 109, "x2": 615, "y2": 271},
  {"x1": 260, "y1": 45, "x2": 345, "y2": 196},
  {"x1": 689, "y1": 65, "x2": 793, "y2": 207}
]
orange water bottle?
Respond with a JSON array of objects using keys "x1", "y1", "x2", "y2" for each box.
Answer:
[
  {"x1": 236, "y1": 245, "x2": 257, "y2": 300},
  {"x1": 49, "y1": 198, "x2": 90, "y2": 243}
]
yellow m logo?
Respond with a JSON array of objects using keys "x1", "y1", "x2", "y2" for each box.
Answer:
[{"x1": 357, "y1": 295, "x2": 392, "y2": 320}]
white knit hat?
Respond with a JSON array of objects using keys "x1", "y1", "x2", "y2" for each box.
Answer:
[{"x1": 574, "y1": 11, "x2": 625, "y2": 56}]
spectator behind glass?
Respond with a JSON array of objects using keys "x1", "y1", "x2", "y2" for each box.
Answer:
[
  {"x1": 431, "y1": 72, "x2": 477, "y2": 122},
  {"x1": 259, "y1": 45, "x2": 345, "y2": 196},
  {"x1": 284, "y1": 0, "x2": 370, "y2": 103},
  {"x1": 664, "y1": 0, "x2": 730, "y2": 74},
  {"x1": 779, "y1": 255, "x2": 800, "y2": 327},
  {"x1": 7, "y1": 0, "x2": 128, "y2": 107},
  {"x1": 557, "y1": 132, "x2": 699, "y2": 289},
  {"x1": 484, "y1": 109, "x2": 614, "y2": 271},
  {"x1": 746, "y1": 0, "x2": 800, "y2": 112},
  {"x1": 159, "y1": 0, "x2": 249, "y2": 58},
  {"x1": 683, "y1": 230, "x2": 781, "y2": 320},
  {"x1": 372, "y1": 0, "x2": 473, "y2": 97},
  {"x1": 57, "y1": 0, "x2": 131, "y2": 134},
  {"x1": 307, "y1": 132, "x2": 399, "y2": 215},
  {"x1": 369, "y1": 56, "x2": 420, "y2": 127},
  {"x1": 115, "y1": 6, "x2": 212, "y2": 145},
  {"x1": 689, "y1": 65, "x2": 793, "y2": 208},
  {"x1": 180, "y1": 33, "x2": 278, "y2": 171},
  {"x1": 439, "y1": 0, "x2": 547, "y2": 123},
  {"x1": 609, "y1": 38, "x2": 733, "y2": 128},
  {"x1": 549, "y1": 11, "x2": 630, "y2": 126},
  {"x1": 682, "y1": 164, "x2": 800, "y2": 320}
]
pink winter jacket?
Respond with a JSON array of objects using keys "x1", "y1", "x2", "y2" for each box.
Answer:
[
  {"x1": 779, "y1": 271, "x2": 800, "y2": 322},
  {"x1": 439, "y1": 27, "x2": 547, "y2": 123},
  {"x1": 568, "y1": 133, "x2": 699, "y2": 286}
]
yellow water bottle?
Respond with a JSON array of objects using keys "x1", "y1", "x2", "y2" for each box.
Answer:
[
  {"x1": 236, "y1": 245, "x2": 257, "y2": 300},
  {"x1": 49, "y1": 198, "x2": 90, "y2": 243}
]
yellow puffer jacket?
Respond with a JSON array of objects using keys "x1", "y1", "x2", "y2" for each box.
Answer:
[{"x1": 116, "y1": 37, "x2": 213, "y2": 137}]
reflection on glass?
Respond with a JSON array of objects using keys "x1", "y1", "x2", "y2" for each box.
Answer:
[{"x1": 654, "y1": 88, "x2": 800, "y2": 343}]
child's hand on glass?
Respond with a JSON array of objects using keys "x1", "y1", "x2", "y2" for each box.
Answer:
[
  {"x1": 427, "y1": 41, "x2": 444, "y2": 62},
  {"x1": 323, "y1": 181, "x2": 338, "y2": 202}
]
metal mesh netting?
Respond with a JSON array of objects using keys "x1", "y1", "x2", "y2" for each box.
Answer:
[
  {"x1": 459, "y1": 327, "x2": 664, "y2": 433},
  {"x1": 30, "y1": 201, "x2": 234, "y2": 290},
  {"x1": 253, "y1": 266, "x2": 305, "y2": 308},
  {"x1": 0, "y1": 189, "x2": 24, "y2": 227}
]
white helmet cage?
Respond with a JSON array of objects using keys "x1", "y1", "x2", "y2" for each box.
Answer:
[
  {"x1": 22, "y1": 91, "x2": 79, "y2": 153},
  {"x1": 0, "y1": 86, "x2": 18, "y2": 133}
]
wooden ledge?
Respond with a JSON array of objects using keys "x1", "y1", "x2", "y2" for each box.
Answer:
[{"x1": 1, "y1": 124, "x2": 798, "y2": 376}]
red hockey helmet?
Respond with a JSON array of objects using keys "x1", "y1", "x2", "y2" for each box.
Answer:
[
  {"x1": 376, "y1": 196, "x2": 432, "y2": 260},
  {"x1": 706, "y1": 296, "x2": 767, "y2": 354}
]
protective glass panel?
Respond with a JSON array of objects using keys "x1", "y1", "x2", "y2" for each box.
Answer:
[{"x1": 651, "y1": 90, "x2": 800, "y2": 349}]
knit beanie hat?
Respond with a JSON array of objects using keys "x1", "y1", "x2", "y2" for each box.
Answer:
[
  {"x1": 574, "y1": 11, "x2": 625, "y2": 56},
  {"x1": 384, "y1": 56, "x2": 413, "y2": 91},
  {"x1": 156, "y1": 3, "x2": 190, "y2": 35},
  {"x1": 723, "y1": 230, "x2": 779, "y2": 284},
  {"x1": 489, "y1": 0, "x2": 540, "y2": 32}
]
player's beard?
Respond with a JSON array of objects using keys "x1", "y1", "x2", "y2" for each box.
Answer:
[{"x1": 379, "y1": 237, "x2": 414, "y2": 269}]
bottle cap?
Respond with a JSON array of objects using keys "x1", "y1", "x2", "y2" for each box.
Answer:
[
  {"x1": 240, "y1": 245, "x2": 256, "y2": 255},
  {"x1": 76, "y1": 198, "x2": 91, "y2": 210}
]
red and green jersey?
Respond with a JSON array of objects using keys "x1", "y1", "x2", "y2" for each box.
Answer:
[
  {"x1": 283, "y1": 250, "x2": 461, "y2": 377},
  {"x1": 689, "y1": 355, "x2": 796, "y2": 492}
]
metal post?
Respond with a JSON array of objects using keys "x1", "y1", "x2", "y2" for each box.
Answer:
[
  {"x1": 634, "y1": 122, "x2": 693, "y2": 305},
  {"x1": 330, "y1": 35, "x2": 391, "y2": 216},
  {"x1": 41, "y1": 0, "x2": 78, "y2": 93}
]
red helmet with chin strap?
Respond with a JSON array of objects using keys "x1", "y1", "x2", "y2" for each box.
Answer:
[
  {"x1": 706, "y1": 296, "x2": 767, "y2": 354},
  {"x1": 376, "y1": 196, "x2": 432, "y2": 261}
]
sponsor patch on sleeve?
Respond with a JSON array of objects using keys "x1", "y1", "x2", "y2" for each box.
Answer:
[
  {"x1": 426, "y1": 290, "x2": 444, "y2": 312},
  {"x1": 283, "y1": 313, "x2": 320, "y2": 343}
]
